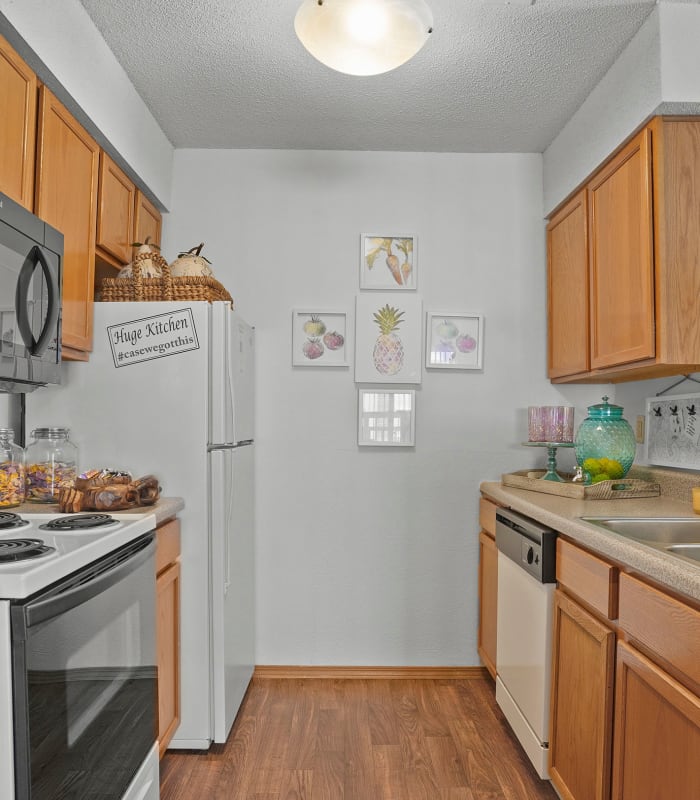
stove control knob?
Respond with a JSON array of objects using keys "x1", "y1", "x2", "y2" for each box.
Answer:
[{"x1": 526, "y1": 546, "x2": 534, "y2": 565}]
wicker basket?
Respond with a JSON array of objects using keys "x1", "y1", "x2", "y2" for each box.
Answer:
[{"x1": 100, "y1": 250, "x2": 233, "y2": 304}]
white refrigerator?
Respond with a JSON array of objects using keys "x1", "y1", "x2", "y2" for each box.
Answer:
[{"x1": 26, "y1": 300, "x2": 255, "y2": 748}]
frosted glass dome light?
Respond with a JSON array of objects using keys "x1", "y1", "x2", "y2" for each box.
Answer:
[{"x1": 294, "y1": 0, "x2": 434, "y2": 77}]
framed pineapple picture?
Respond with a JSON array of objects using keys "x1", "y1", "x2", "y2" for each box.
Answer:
[
  {"x1": 360, "y1": 234, "x2": 417, "y2": 290},
  {"x1": 426, "y1": 312, "x2": 484, "y2": 370},
  {"x1": 358, "y1": 389, "x2": 416, "y2": 446},
  {"x1": 354, "y1": 294, "x2": 422, "y2": 384},
  {"x1": 292, "y1": 310, "x2": 349, "y2": 367}
]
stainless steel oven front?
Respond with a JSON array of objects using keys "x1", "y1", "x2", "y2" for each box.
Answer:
[{"x1": 7, "y1": 532, "x2": 158, "y2": 800}]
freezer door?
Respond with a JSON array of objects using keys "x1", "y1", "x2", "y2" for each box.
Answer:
[
  {"x1": 209, "y1": 304, "x2": 254, "y2": 445},
  {"x1": 209, "y1": 446, "x2": 255, "y2": 743}
]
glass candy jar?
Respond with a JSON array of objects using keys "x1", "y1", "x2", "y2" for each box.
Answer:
[
  {"x1": 26, "y1": 427, "x2": 78, "y2": 503},
  {"x1": 574, "y1": 397, "x2": 636, "y2": 481},
  {"x1": 0, "y1": 428, "x2": 25, "y2": 508}
]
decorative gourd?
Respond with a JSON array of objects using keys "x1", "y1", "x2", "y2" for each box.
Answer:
[
  {"x1": 117, "y1": 236, "x2": 163, "y2": 278},
  {"x1": 169, "y1": 243, "x2": 213, "y2": 278}
]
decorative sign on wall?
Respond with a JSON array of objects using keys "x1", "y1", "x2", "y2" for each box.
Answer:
[
  {"x1": 360, "y1": 234, "x2": 417, "y2": 290},
  {"x1": 292, "y1": 310, "x2": 349, "y2": 367},
  {"x1": 645, "y1": 393, "x2": 700, "y2": 469},
  {"x1": 354, "y1": 294, "x2": 422, "y2": 383}
]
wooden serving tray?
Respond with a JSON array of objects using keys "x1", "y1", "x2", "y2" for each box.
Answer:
[{"x1": 502, "y1": 470, "x2": 661, "y2": 500}]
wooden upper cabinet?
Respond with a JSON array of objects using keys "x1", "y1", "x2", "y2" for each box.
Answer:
[
  {"x1": 134, "y1": 189, "x2": 162, "y2": 255},
  {"x1": 0, "y1": 34, "x2": 37, "y2": 210},
  {"x1": 589, "y1": 128, "x2": 655, "y2": 370},
  {"x1": 548, "y1": 117, "x2": 700, "y2": 384},
  {"x1": 35, "y1": 87, "x2": 99, "y2": 358},
  {"x1": 97, "y1": 152, "x2": 135, "y2": 265},
  {"x1": 547, "y1": 188, "x2": 589, "y2": 378}
]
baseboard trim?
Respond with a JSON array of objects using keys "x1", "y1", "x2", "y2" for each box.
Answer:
[{"x1": 253, "y1": 665, "x2": 488, "y2": 680}]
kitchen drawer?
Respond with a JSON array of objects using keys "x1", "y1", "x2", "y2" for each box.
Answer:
[
  {"x1": 618, "y1": 572, "x2": 700, "y2": 692},
  {"x1": 556, "y1": 538, "x2": 618, "y2": 620},
  {"x1": 479, "y1": 496, "x2": 499, "y2": 538},
  {"x1": 156, "y1": 518, "x2": 181, "y2": 574}
]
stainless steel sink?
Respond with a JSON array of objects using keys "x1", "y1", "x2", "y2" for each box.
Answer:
[
  {"x1": 580, "y1": 517, "x2": 700, "y2": 544},
  {"x1": 580, "y1": 517, "x2": 700, "y2": 567},
  {"x1": 666, "y1": 544, "x2": 700, "y2": 562}
]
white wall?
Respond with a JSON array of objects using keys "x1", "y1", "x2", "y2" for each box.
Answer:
[
  {"x1": 0, "y1": 0, "x2": 173, "y2": 208},
  {"x1": 163, "y1": 149, "x2": 603, "y2": 666},
  {"x1": 543, "y1": 2, "x2": 700, "y2": 214},
  {"x1": 542, "y1": 6, "x2": 662, "y2": 214}
]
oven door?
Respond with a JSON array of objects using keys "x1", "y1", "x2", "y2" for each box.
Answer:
[{"x1": 10, "y1": 534, "x2": 156, "y2": 800}]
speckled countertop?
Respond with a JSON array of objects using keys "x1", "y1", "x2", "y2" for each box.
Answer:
[
  {"x1": 10, "y1": 497, "x2": 184, "y2": 527},
  {"x1": 481, "y1": 467, "x2": 700, "y2": 604}
]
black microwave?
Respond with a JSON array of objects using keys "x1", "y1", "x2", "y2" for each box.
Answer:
[{"x1": 0, "y1": 191, "x2": 63, "y2": 392}]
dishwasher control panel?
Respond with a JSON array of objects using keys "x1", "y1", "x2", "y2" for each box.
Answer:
[{"x1": 495, "y1": 507, "x2": 556, "y2": 583}]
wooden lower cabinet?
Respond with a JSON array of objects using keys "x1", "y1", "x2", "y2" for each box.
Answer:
[
  {"x1": 612, "y1": 640, "x2": 700, "y2": 800},
  {"x1": 477, "y1": 529, "x2": 497, "y2": 679},
  {"x1": 549, "y1": 589, "x2": 615, "y2": 800},
  {"x1": 156, "y1": 519, "x2": 181, "y2": 757}
]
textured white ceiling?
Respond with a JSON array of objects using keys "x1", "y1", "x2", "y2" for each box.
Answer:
[{"x1": 77, "y1": 0, "x2": 694, "y2": 152}]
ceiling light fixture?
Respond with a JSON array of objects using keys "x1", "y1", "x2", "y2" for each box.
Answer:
[{"x1": 294, "y1": 0, "x2": 434, "y2": 77}]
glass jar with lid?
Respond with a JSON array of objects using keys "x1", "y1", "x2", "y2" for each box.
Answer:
[
  {"x1": 0, "y1": 428, "x2": 25, "y2": 508},
  {"x1": 25, "y1": 428, "x2": 78, "y2": 503},
  {"x1": 574, "y1": 396, "x2": 636, "y2": 481}
]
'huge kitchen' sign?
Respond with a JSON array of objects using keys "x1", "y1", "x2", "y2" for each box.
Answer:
[{"x1": 107, "y1": 309, "x2": 200, "y2": 367}]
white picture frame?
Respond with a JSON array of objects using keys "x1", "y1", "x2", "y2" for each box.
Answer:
[
  {"x1": 425, "y1": 311, "x2": 484, "y2": 370},
  {"x1": 292, "y1": 310, "x2": 349, "y2": 367},
  {"x1": 360, "y1": 234, "x2": 417, "y2": 290},
  {"x1": 358, "y1": 388, "x2": 416, "y2": 446},
  {"x1": 645, "y1": 393, "x2": 700, "y2": 469},
  {"x1": 354, "y1": 294, "x2": 422, "y2": 384}
]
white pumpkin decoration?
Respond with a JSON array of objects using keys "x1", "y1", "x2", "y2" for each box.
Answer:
[
  {"x1": 169, "y1": 243, "x2": 213, "y2": 278},
  {"x1": 117, "y1": 236, "x2": 163, "y2": 278}
]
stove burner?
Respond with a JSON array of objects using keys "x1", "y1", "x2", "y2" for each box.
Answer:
[
  {"x1": 0, "y1": 512, "x2": 29, "y2": 531},
  {"x1": 39, "y1": 513, "x2": 118, "y2": 532},
  {"x1": 0, "y1": 538, "x2": 55, "y2": 562}
]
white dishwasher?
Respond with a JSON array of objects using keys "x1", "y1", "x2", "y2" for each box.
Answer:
[{"x1": 495, "y1": 507, "x2": 557, "y2": 779}]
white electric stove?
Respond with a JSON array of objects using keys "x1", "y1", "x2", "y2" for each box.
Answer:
[
  {"x1": 0, "y1": 509, "x2": 160, "y2": 800},
  {"x1": 0, "y1": 510, "x2": 157, "y2": 599}
]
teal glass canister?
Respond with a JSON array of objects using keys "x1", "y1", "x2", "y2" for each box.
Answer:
[{"x1": 574, "y1": 396, "x2": 636, "y2": 479}]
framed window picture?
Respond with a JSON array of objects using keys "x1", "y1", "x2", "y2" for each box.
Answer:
[
  {"x1": 425, "y1": 312, "x2": 483, "y2": 370},
  {"x1": 355, "y1": 294, "x2": 422, "y2": 384},
  {"x1": 360, "y1": 234, "x2": 417, "y2": 290},
  {"x1": 292, "y1": 310, "x2": 349, "y2": 367},
  {"x1": 358, "y1": 388, "x2": 416, "y2": 446}
]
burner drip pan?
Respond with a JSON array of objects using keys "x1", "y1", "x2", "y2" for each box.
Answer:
[
  {"x1": 39, "y1": 513, "x2": 117, "y2": 532},
  {"x1": 0, "y1": 539, "x2": 55, "y2": 562},
  {"x1": 0, "y1": 512, "x2": 29, "y2": 531}
]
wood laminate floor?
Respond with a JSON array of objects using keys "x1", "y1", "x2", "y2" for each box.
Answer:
[{"x1": 160, "y1": 676, "x2": 559, "y2": 800}]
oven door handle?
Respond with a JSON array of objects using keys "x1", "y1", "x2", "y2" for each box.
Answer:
[
  {"x1": 14, "y1": 244, "x2": 60, "y2": 357},
  {"x1": 22, "y1": 535, "x2": 155, "y2": 630}
]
